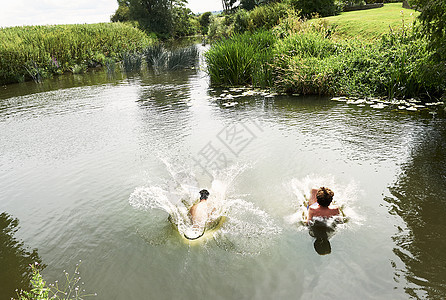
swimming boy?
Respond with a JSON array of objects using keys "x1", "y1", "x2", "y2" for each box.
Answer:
[
  {"x1": 189, "y1": 189, "x2": 210, "y2": 227},
  {"x1": 306, "y1": 187, "x2": 340, "y2": 224}
]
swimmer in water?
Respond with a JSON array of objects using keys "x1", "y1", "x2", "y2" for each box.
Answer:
[
  {"x1": 306, "y1": 187, "x2": 340, "y2": 224},
  {"x1": 189, "y1": 189, "x2": 211, "y2": 227}
]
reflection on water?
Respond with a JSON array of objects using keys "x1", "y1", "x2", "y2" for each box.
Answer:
[
  {"x1": 385, "y1": 120, "x2": 446, "y2": 299},
  {"x1": 0, "y1": 212, "x2": 43, "y2": 299},
  {"x1": 135, "y1": 71, "x2": 194, "y2": 156},
  {"x1": 1, "y1": 43, "x2": 446, "y2": 299},
  {"x1": 309, "y1": 221, "x2": 336, "y2": 255}
]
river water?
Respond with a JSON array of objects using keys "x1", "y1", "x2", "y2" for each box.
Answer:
[{"x1": 1, "y1": 45, "x2": 445, "y2": 299}]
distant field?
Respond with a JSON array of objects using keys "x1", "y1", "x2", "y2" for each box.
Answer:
[{"x1": 319, "y1": 3, "x2": 420, "y2": 40}]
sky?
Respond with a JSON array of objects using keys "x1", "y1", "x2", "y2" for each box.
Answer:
[{"x1": 0, "y1": 0, "x2": 224, "y2": 28}]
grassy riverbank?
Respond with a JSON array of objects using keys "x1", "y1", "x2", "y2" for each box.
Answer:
[
  {"x1": 205, "y1": 4, "x2": 445, "y2": 100},
  {"x1": 320, "y1": 3, "x2": 420, "y2": 41},
  {"x1": 0, "y1": 23, "x2": 156, "y2": 85}
]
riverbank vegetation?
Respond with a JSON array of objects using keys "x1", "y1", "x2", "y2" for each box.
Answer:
[
  {"x1": 0, "y1": 23, "x2": 156, "y2": 85},
  {"x1": 204, "y1": 3, "x2": 446, "y2": 101},
  {"x1": 1, "y1": 1, "x2": 444, "y2": 101},
  {"x1": 15, "y1": 262, "x2": 95, "y2": 300}
]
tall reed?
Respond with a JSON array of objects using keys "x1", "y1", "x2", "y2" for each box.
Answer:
[
  {"x1": 205, "y1": 31, "x2": 276, "y2": 87},
  {"x1": 167, "y1": 46, "x2": 199, "y2": 70},
  {"x1": 144, "y1": 44, "x2": 199, "y2": 73},
  {"x1": 121, "y1": 52, "x2": 143, "y2": 73},
  {"x1": 0, "y1": 23, "x2": 156, "y2": 84}
]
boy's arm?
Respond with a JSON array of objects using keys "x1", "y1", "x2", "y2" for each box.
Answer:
[
  {"x1": 306, "y1": 208, "x2": 314, "y2": 225},
  {"x1": 309, "y1": 188, "x2": 318, "y2": 206}
]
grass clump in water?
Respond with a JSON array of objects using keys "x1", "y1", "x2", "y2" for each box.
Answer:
[
  {"x1": 121, "y1": 52, "x2": 143, "y2": 74},
  {"x1": 144, "y1": 44, "x2": 199, "y2": 73},
  {"x1": 167, "y1": 46, "x2": 199, "y2": 70},
  {"x1": 205, "y1": 30, "x2": 276, "y2": 87}
]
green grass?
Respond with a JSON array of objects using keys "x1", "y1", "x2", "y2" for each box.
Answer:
[
  {"x1": 206, "y1": 5, "x2": 445, "y2": 100},
  {"x1": 318, "y1": 3, "x2": 420, "y2": 40},
  {"x1": 205, "y1": 31, "x2": 276, "y2": 87},
  {"x1": 0, "y1": 23, "x2": 156, "y2": 84}
]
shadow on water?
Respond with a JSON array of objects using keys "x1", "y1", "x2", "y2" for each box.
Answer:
[
  {"x1": 308, "y1": 221, "x2": 336, "y2": 255},
  {"x1": 0, "y1": 212, "x2": 44, "y2": 299},
  {"x1": 385, "y1": 119, "x2": 446, "y2": 299}
]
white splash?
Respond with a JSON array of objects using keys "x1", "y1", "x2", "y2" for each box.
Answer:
[
  {"x1": 284, "y1": 174, "x2": 364, "y2": 228},
  {"x1": 129, "y1": 159, "x2": 281, "y2": 254}
]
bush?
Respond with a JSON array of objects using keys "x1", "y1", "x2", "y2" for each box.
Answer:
[
  {"x1": 272, "y1": 28, "x2": 445, "y2": 99},
  {"x1": 274, "y1": 31, "x2": 339, "y2": 59},
  {"x1": 208, "y1": 3, "x2": 288, "y2": 39},
  {"x1": 205, "y1": 4, "x2": 445, "y2": 100},
  {"x1": 248, "y1": 2, "x2": 289, "y2": 31},
  {"x1": 208, "y1": 15, "x2": 231, "y2": 40},
  {"x1": 233, "y1": 9, "x2": 250, "y2": 34},
  {"x1": 205, "y1": 31, "x2": 277, "y2": 87}
]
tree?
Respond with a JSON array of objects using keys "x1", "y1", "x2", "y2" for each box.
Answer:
[
  {"x1": 172, "y1": 6, "x2": 196, "y2": 37},
  {"x1": 222, "y1": 0, "x2": 238, "y2": 13},
  {"x1": 240, "y1": 0, "x2": 257, "y2": 10},
  {"x1": 410, "y1": 0, "x2": 446, "y2": 61},
  {"x1": 198, "y1": 12, "x2": 212, "y2": 35},
  {"x1": 128, "y1": 0, "x2": 174, "y2": 37},
  {"x1": 287, "y1": 0, "x2": 341, "y2": 18},
  {"x1": 0, "y1": 213, "x2": 43, "y2": 299},
  {"x1": 111, "y1": 0, "x2": 193, "y2": 38},
  {"x1": 240, "y1": 0, "x2": 279, "y2": 11},
  {"x1": 111, "y1": 2, "x2": 130, "y2": 22}
]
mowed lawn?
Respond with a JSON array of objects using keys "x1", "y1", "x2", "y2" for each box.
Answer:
[{"x1": 319, "y1": 3, "x2": 420, "y2": 40}]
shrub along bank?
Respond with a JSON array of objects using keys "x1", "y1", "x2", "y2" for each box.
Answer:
[
  {"x1": 205, "y1": 7, "x2": 445, "y2": 101},
  {"x1": 0, "y1": 22, "x2": 156, "y2": 85}
]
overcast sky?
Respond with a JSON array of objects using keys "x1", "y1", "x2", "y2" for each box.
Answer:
[{"x1": 0, "y1": 0, "x2": 224, "y2": 28}]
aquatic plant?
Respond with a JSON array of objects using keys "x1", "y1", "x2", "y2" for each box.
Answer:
[
  {"x1": 143, "y1": 44, "x2": 199, "y2": 73},
  {"x1": 16, "y1": 261, "x2": 96, "y2": 300},
  {"x1": 103, "y1": 57, "x2": 116, "y2": 75},
  {"x1": 143, "y1": 44, "x2": 165, "y2": 69},
  {"x1": 71, "y1": 63, "x2": 87, "y2": 74},
  {"x1": 167, "y1": 46, "x2": 199, "y2": 70},
  {"x1": 24, "y1": 60, "x2": 44, "y2": 83},
  {"x1": 121, "y1": 52, "x2": 143, "y2": 73},
  {"x1": 205, "y1": 31, "x2": 276, "y2": 87},
  {"x1": 0, "y1": 23, "x2": 156, "y2": 84}
]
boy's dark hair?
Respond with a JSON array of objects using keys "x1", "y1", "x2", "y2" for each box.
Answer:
[
  {"x1": 199, "y1": 189, "x2": 209, "y2": 200},
  {"x1": 316, "y1": 187, "x2": 334, "y2": 207}
]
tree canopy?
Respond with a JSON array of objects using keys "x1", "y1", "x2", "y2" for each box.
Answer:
[
  {"x1": 410, "y1": 0, "x2": 446, "y2": 61},
  {"x1": 198, "y1": 12, "x2": 212, "y2": 35},
  {"x1": 286, "y1": 0, "x2": 341, "y2": 18},
  {"x1": 111, "y1": 0, "x2": 196, "y2": 38}
]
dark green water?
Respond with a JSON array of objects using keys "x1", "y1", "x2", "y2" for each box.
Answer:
[{"x1": 1, "y1": 45, "x2": 445, "y2": 299}]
